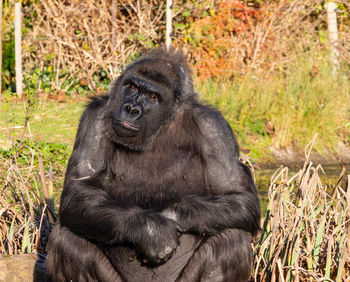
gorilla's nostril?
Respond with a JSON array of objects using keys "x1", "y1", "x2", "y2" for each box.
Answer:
[
  {"x1": 131, "y1": 108, "x2": 139, "y2": 114},
  {"x1": 125, "y1": 105, "x2": 132, "y2": 113}
]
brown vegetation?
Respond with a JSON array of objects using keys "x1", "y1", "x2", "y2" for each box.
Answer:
[
  {"x1": 253, "y1": 137, "x2": 350, "y2": 281},
  {"x1": 23, "y1": 0, "x2": 165, "y2": 90},
  {"x1": 0, "y1": 151, "x2": 52, "y2": 255},
  {"x1": 21, "y1": 0, "x2": 350, "y2": 86}
]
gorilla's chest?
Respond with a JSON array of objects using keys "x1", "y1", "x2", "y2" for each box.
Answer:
[{"x1": 106, "y1": 146, "x2": 206, "y2": 208}]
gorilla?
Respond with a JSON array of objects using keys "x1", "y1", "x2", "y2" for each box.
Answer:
[{"x1": 46, "y1": 47, "x2": 261, "y2": 282}]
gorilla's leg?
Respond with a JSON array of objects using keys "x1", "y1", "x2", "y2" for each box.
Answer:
[
  {"x1": 102, "y1": 234, "x2": 203, "y2": 282},
  {"x1": 176, "y1": 229, "x2": 252, "y2": 282},
  {"x1": 46, "y1": 224, "x2": 123, "y2": 282}
]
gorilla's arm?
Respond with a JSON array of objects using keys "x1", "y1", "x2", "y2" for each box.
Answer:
[
  {"x1": 59, "y1": 98, "x2": 180, "y2": 262},
  {"x1": 163, "y1": 107, "x2": 261, "y2": 235}
]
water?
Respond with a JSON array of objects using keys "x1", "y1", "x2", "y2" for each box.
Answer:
[{"x1": 254, "y1": 163, "x2": 350, "y2": 212}]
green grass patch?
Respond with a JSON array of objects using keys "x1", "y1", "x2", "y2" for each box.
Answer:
[
  {"x1": 2, "y1": 53, "x2": 349, "y2": 165},
  {"x1": 196, "y1": 52, "x2": 350, "y2": 161},
  {"x1": 0, "y1": 100, "x2": 85, "y2": 147}
]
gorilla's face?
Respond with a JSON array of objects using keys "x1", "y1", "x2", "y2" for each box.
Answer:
[{"x1": 108, "y1": 58, "x2": 179, "y2": 150}]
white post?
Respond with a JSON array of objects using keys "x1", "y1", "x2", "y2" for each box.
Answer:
[
  {"x1": 0, "y1": 0, "x2": 2, "y2": 98},
  {"x1": 326, "y1": 1, "x2": 339, "y2": 74},
  {"x1": 166, "y1": 0, "x2": 172, "y2": 49},
  {"x1": 111, "y1": 0, "x2": 116, "y2": 71},
  {"x1": 14, "y1": 1, "x2": 23, "y2": 97}
]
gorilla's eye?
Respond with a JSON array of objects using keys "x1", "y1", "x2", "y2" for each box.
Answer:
[
  {"x1": 148, "y1": 93, "x2": 157, "y2": 99},
  {"x1": 130, "y1": 84, "x2": 136, "y2": 90}
]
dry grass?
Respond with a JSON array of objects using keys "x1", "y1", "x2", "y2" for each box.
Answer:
[
  {"x1": 253, "y1": 136, "x2": 350, "y2": 281},
  {"x1": 23, "y1": 0, "x2": 165, "y2": 90},
  {"x1": 0, "y1": 148, "x2": 54, "y2": 255}
]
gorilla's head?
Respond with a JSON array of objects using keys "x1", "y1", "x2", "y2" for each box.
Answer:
[{"x1": 105, "y1": 47, "x2": 196, "y2": 151}]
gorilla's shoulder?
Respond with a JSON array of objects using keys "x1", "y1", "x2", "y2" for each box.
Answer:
[
  {"x1": 74, "y1": 95, "x2": 109, "y2": 139},
  {"x1": 191, "y1": 103, "x2": 239, "y2": 156},
  {"x1": 192, "y1": 104, "x2": 233, "y2": 134},
  {"x1": 86, "y1": 94, "x2": 109, "y2": 110},
  {"x1": 78, "y1": 95, "x2": 109, "y2": 121}
]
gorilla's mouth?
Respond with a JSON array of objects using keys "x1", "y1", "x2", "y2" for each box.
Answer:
[{"x1": 115, "y1": 120, "x2": 141, "y2": 132}]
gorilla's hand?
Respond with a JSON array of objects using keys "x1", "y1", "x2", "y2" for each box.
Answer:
[{"x1": 128, "y1": 212, "x2": 181, "y2": 265}]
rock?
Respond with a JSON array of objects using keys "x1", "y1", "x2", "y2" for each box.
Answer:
[{"x1": 0, "y1": 254, "x2": 49, "y2": 282}]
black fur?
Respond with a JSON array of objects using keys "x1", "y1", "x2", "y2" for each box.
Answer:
[{"x1": 46, "y1": 47, "x2": 261, "y2": 282}]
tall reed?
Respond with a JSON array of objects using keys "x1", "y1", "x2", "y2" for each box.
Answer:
[{"x1": 253, "y1": 137, "x2": 350, "y2": 281}]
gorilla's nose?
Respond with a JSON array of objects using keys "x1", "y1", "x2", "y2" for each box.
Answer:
[{"x1": 123, "y1": 103, "x2": 142, "y2": 119}]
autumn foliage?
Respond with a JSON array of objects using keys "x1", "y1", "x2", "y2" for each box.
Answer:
[{"x1": 186, "y1": 1, "x2": 262, "y2": 80}]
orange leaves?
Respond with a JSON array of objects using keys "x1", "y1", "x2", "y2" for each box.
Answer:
[{"x1": 188, "y1": 1, "x2": 262, "y2": 81}]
